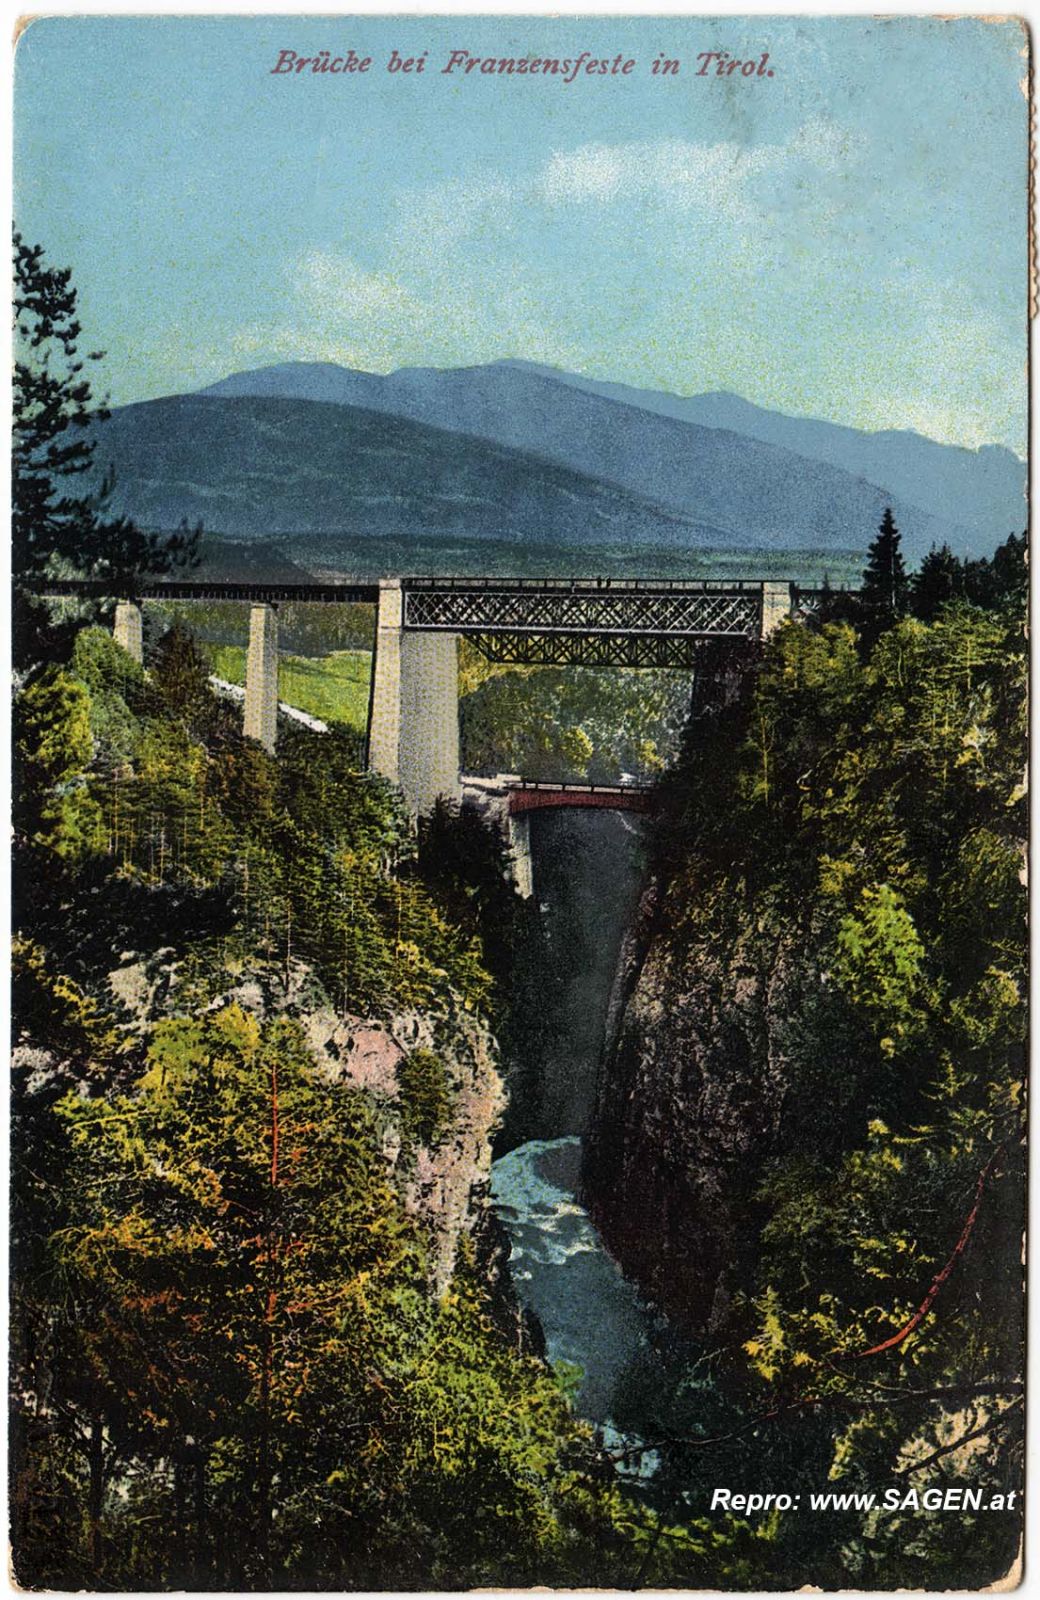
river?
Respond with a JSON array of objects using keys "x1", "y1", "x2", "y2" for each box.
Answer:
[{"x1": 491, "y1": 1134, "x2": 663, "y2": 1474}]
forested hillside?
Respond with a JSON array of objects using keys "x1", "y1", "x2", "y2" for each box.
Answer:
[
  {"x1": 12, "y1": 232, "x2": 1028, "y2": 1594},
  {"x1": 584, "y1": 534, "x2": 1027, "y2": 1588},
  {"x1": 11, "y1": 626, "x2": 654, "y2": 1589}
]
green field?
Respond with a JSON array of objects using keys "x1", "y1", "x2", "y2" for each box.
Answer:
[{"x1": 207, "y1": 645, "x2": 371, "y2": 731}]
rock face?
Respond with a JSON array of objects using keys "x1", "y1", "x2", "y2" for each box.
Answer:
[
  {"x1": 305, "y1": 998, "x2": 507, "y2": 1293},
  {"x1": 106, "y1": 950, "x2": 507, "y2": 1295},
  {"x1": 581, "y1": 879, "x2": 811, "y2": 1333}
]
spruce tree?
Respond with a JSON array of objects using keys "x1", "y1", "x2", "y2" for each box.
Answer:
[
  {"x1": 859, "y1": 507, "x2": 909, "y2": 643},
  {"x1": 910, "y1": 541, "x2": 964, "y2": 621},
  {"x1": 13, "y1": 233, "x2": 197, "y2": 670}
]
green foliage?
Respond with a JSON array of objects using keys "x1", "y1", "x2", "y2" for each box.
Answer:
[
  {"x1": 9, "y1": 1002, "x2": 637, "y2": 1587},
  {"x1": 910, "y1": 532, "x2": 1027, "y2": 623},
  {"x1": 858, "y1": 507, "x2": 908, "y2": 644},
  {"x1": 644, "y1": 587, "x2": 1025, "y2": 1586},
  {"x1": 834, "y1": 884, "x2": 926, "y2": 1050},
  {"x1": 11, "y1": 541, "x2": 1027, "y2": 1589},
  {"x1": 910, "y1": 541, "x2": 965, "y2": 620},
  {"x1": 147, "y1": 624, "x2": 217, "y2": 731},
  {"x1": 397, "y1": 1048, "x2": 453, "y2": 1148},
  {"x1": 13, "y1": 624, "x2": 658, "y2": 1588},
  {"x1": 71, "y1": 624, "x2": 146, "y2": 704},
  {"x1": 203, "y1": 642, "x2": 372, "y2": 731},
  {"x1": 13, "y1": 666, "x2": 105, "y2": 860},
  {"x1": 461, "y1": 658, "x2": 691, "y2": 782}
]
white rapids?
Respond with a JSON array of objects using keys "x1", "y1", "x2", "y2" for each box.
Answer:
[{"x1": 490, "y1": 1136, "x2": 657, "y2": 1439}]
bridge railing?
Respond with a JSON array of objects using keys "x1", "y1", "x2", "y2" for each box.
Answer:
[
  {"x1": 37, "y1": 578, "x2": 380, "y2": 604},
  {"x1": 404, "y1": 575, "x2": 767, "y2": 593}
]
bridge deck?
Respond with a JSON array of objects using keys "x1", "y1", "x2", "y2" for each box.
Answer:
[{"x1": 38, "y1": 578, "x2": 381, "y2": 604}]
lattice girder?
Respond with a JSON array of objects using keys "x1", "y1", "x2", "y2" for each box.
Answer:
[
  {"x1": 470, "y1": 631, "x2": 760, "y2": 668},
  {"x1": 403, "y1": 584, "x2": 762, "y2": 641}
]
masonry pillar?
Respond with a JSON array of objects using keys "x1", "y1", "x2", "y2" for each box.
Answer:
[
  {"x1": 368, "y1": 579, "x2": 460, "y2": 816},
  {"x1": 244, "y1": 604, "x2": 279, "y2": 753},
  {"x1": 113, "y1": 600, "x2": 143, "y2": 664},
  {"x1": 507, "y1": 811, "x2": 534, "y2": 900},
  {"x1": 760, "y1": 581, "x2": 792, "y2": 638}
]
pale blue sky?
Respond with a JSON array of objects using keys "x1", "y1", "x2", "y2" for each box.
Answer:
[{"x1": 14, "y1": 14, "x2": 1029, "y2": 452}]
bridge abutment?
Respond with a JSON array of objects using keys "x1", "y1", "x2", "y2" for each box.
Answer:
[
  {"x1": 244, "y1": 604, "x2": 279, "y2": 753},
  {"x1": 368, "y1": 579, "x2": 461, "y2": 817},
  {"x1": 113, "y1": 601, "x2": 143, "y2": 664}
]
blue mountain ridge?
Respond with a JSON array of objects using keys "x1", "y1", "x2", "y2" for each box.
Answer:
[
  {"x1": 198, "y1": 360, "x2": 1025, "y2": 560},
  {"x1": 496, "y1": 361, "x2": 1025, "y2": 543},
  {"x1": 89, "y1": 362, "x2": 1024, "y2": 565},
  {"x1": 86, "y1": 393, "x2": 744, "y2": 551}
]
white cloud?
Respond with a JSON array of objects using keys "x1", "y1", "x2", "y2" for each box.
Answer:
[
  {"x1": 539, "y1": 138, "x2": 772, "y2": 212},
  {"x1": 537, "y1": 120, "x2": 859, "y2": 215},
  {"x1": 214, "y1": 118, "x2": 1024, "y2": 451},
  {"x1": 294, "y1": 250, "x2": 421, "y2": 323}
]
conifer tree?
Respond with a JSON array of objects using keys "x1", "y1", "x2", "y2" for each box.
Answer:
[
  {"x1": 859, "y1": 507, "x2": 909, "y2": 644},
  {"x1": 13, "y1": 233, "x2": 197, "y2": 669},
  {"x1": 910, "y1": 541, "x2": 964, "y2": 621}
]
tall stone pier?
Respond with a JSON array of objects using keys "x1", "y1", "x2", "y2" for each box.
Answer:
[
  {"x1": 113, "y1": 600, "x2": 143, "y2": 664},
  {"x1": 244, "y1": 604, "x2": 279, "y2": 753},
  {"x1": 368, "y1": 579, "x2": 460, "y2": 817}
]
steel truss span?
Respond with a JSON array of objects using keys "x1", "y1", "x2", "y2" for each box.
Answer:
[
  {"x1": 402, "y1": 583, "x2": 763, "y2": 644},
  {"x1": 469, "y1": 631, "x2": 760, "y2": 668}
]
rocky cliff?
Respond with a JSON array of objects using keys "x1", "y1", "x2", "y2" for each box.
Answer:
[
  {"x1": 105, "y1": 948, "x2": 508, "y2": 1294},
  {"x1": 581, "y1": 876, "x2": 828, "y2": 1333}
]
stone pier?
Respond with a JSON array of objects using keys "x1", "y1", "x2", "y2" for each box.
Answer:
[
  {"x1": 113, "y1": 600, "x2": 143, "y2": 664},
  {"x1": 368, "y1": 579, "x2": 460, "y2": 817},
  {"x1": 760, "y1": 581, "x2": 792, "y2": 637},
  {"x1": 507, "y1": 811, "x2": 534, "y2": 900},
  {"x1": 244, "y1": 604, "x2": 279, "y2": 753}
]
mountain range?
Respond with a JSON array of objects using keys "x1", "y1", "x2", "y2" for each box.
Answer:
[{"x1": 85, "y1": 360, "x2": 1026, "y2": 565}]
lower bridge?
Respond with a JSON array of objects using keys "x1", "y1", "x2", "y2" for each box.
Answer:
[
  {"x1": 461, "y1": 774, "x2": 656, "y2": 898},
  {"x1": 41, "y1": 573, "x2": 827, "y2": 820},
  {"x1": 505, "y1": 780, "x2": 653, "y2": 816}
]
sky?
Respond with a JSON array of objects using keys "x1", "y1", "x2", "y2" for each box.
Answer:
[{"x1": 14, "y1": 14, "x2": 1030, "y2": 454}]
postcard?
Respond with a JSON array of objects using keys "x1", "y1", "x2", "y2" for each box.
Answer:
[{"x1": 10, "y1": 13, "x2": 1029, "y2": 1591}]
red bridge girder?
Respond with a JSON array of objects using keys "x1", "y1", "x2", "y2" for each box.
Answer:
[{"x1": 506, "y1": 785, "x2": 654, "y2": 816}]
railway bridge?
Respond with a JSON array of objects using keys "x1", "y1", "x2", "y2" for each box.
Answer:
[{"x1": 42, "y1": 574, "x2": 818, "y2": 817}]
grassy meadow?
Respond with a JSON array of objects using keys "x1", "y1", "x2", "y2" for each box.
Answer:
[{"x1": 206, "y1": 643, "x2": 371, "y2": 731}]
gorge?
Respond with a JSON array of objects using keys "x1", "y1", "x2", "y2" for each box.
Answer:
[
  {"x1": 12, "y1": 535, "x2": 1026, "y2": 1590},
  {"x1": 482, "y1": 559, "x2": 1026, "y2": 1589}
]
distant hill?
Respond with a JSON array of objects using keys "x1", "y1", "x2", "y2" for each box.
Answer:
[
  {"x1": 182, "y1": 533, "x2": 316, "y2": 583},
  {"x1": 199, "y1": 359, "x2": 1025, "y2": 559},
  {"x1": 87, "y1": 394, "x2": 738, "y2": 551},
  {"x1": 509, "y1": 367, "x2": 1025, "y2": 547}
]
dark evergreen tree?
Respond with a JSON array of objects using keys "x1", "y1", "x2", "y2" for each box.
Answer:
[
  {"x1": 13, "y1": 233, "x2": 198, "y2": 670},
  {"x1": 859, "y1": 507, "x2": 908, "y2": 645},
  {"x1": 964, "y1": 530, "x2": 1028, "y2": 616},
  {"x1": 910, "y1": 541, "x2": 964, "y2": 621},
  {"x1": 147, "y1": 624, "x2": 216, "y2": 730},
  {"x1": 989, "y1": 529, "x2": 1028, "y2": 612}
]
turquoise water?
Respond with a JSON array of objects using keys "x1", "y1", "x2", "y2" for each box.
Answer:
[{"x1": 490, "y1": 1136, "x2": 656, "y2": 1437}]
